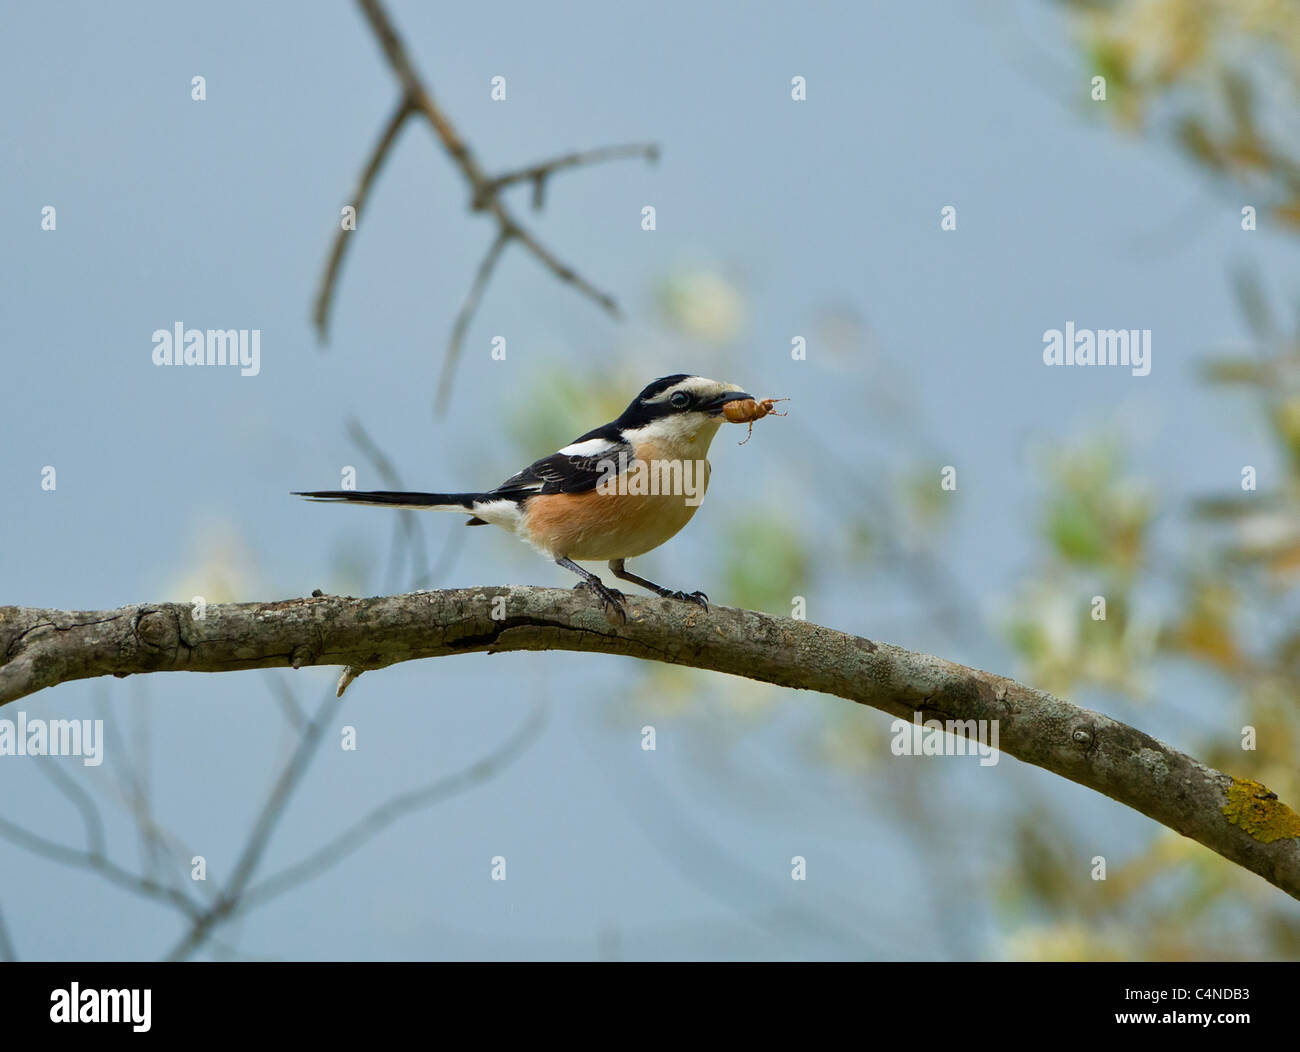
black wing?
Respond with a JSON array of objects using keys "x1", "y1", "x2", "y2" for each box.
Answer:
[{"x1": 490, "y1": 424, "x2": 635, "y2": 498}]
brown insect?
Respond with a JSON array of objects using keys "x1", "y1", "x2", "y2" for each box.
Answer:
[{"x1": 722, "y1": 397, "x2": 789, "y2": 444}]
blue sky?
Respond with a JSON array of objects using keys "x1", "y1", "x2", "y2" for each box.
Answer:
[{"x1": 2, "y1": 1, "x2": 1295, "y2": 959}]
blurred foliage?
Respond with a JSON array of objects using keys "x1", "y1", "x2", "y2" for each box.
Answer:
[
  {"x1": 1004, "y1": 442, "x2": 1158, "y2": 696},
  {"x1": 498, "y1": 201, "x2": 1300, "y2": 956},
  {"x1": 503, "y1": 364, "x2": 635, "y2": 456},
  {"x1": 1042, "y1": 444, "x2": 1152, "y2": 575},
  {"x1": 721, "y1": 515, "x2": 812, "y2": 613},
  {"x1": 977, "y1": 1, "x2": 1300, "y2": 958},
  {"x1": 903, "y1": 464, "x2": 955, "y2": 530},
  {"x1": 402, "y1": 4, "x2": 1300, "y2": 961},
  {"x1": 1066, "y1": 0, "x2": 1300, "y2": 228},
  {"x1": 656, "y1": 266, "x2": 746, "y2": 346},
  {"x1": 35, "y1": 1, "x2": 1300, "y2": 965},
  {"x1": 164, "y1": 519, "x2": 262, "y2": 604},
  {"x1": 997, "y1": 278, "x2": 1300, "y2": 957}
]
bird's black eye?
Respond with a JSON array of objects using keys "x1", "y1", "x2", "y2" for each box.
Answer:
[{"x1": 670, "y1": 391, "x2": 692, "y2": 409}]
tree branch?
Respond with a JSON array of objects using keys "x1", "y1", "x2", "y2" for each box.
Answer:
[
  {"x1": 476, "y1": 143, "x2": 660, "y2": 210},
  {"x1": 3, "y1": 589, "x2": 1299, "y2": 900},
  {"x1": 163, "y1": 683, "x2": 344, "y2": 961},
  {"x1": 315, "y1": 0, "x2": 656, "y2": 408},
  {"x1": 237, "y1": 701, "x2": 544, "y2": 914},
  {"x1": 312, "y1": 96, "x2": 414, "y2": 340},
  {"x1": 437, "y1": 228, "x2": 510, "y2": 412}
]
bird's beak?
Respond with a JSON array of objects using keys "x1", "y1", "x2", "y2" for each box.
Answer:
[{"x1": 704, "y1": 390, "x2": 753, "y2": 415}]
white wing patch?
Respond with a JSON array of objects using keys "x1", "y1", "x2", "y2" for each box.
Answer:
[{"x1": 557, "y1": 437, "x2": 622, "y2": 457}]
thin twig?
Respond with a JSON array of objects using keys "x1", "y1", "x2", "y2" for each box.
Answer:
[
  {"x1": 164, "y1": 686, "x2": 345, "y2": 961},
  {"x1": 437, "y1": 228, "x2": 510, "y2": 411},
  {"x1": 31, "y1": 755, "x2": 195, "y2": 909},
  {"x1": 34, "y1": 756, "x2": 108, "y2": 859},
  {"x1": 92, "y1": 687, "x2": 192, "y2": 896},
  {"x1": 408, "y1": 517, "x2": 466, "y2": 591},
  {"x1": 128, "y1": 689, "x2": 163, "y2": 883},
  {"x1": 0, "y1": 812, "x2": 201, "y2": 918},
  {"x1": 312, "y1": 97, "x2": 415, "y2": 340},
  {"x1": 264, "y1": 670, "x2": 306, "y2": 733},
  {"x1": 345, "y1": 415, "x2": 429, "y2": 591},
  {"x1": 240, "y1": 703, "x2": 545, "y2": 911},
  {"x1": 504, "y1": 217, "x2": 620, "y2": 316},
  {"x1": 478, "y1": 142, "x2": 659, "y2": 209},
  {"x1": 0, "y1": 902, "x2": 16, "y2": 962},
  {"x1": 314, "y1": 0, "x2": 655, "y2": 410}
]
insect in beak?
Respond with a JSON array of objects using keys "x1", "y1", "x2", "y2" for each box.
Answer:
[{"x1": 722, "y1": 397, "x2": 789, "y2": 444}]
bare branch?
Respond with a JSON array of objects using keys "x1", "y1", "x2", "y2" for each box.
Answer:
[
  {"x1": 34, "y1": 755, "x2": 107, "y2": 859},
  {"x1": 1, "y1": 697, "x2": 204, "y2": 916},
  {"x1": 0, "y1": 810, "x2": 201, "y2": 918},
  {"x1": 312, "y1": 97, "x2": 414, "y2": 341},
  {"x1": 479, "y1": 143, "x2": 659, "y2": 209},
  {"x1": 436, "y1": 228, "x2": 510, "y2": 411},
  {"x1": 264, "y1": 670, "x2": 306, "y2": 733},
  {"x1": 239, "y1": 702, "x2": 544, "y2": 911},
  {"x1": 316, "y1": 0, "x2": 653, "y2": 408},
  {"x1": 344, "y1": 416, "x2": 429, "y2": 591},
  {"x1": 163, "y1": 686, "x2": 344, "y2": 962},
  {"x1": 4, "y1": 589, "x2": 1300, "y2": 901},
  {"x1": 160, "y1": 688, "x2": 540, "y2": 959},
  {"x1": 503, "y1": 217, "x2": 621, "y2": 316},
  {"x1": 0, "y1": 902, "x2": 15, "y2": 962},
  {"x1": 408, "y1": 522, "x2": 466, "y2": 592},
  {"x1": 92, "y1": 689, "x2": 180, "y2": 889}
]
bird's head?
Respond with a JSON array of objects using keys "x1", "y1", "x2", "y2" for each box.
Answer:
[{"x1": 615, "y1": 374, "x2": 753, "y2": 449}]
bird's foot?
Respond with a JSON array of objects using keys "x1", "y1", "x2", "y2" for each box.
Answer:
[
  {"x1": 574, "y1": 580, "x2": 627, "y2": 622},
  {"x1": 661, "y1": 589, "x2": 709, "y2": 610},
  {"x1": 573, "y1": 581, "x2": 625, "y2": 601}
]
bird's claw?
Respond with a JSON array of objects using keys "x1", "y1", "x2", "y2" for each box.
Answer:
[
  {"x1": 574, "y1": 581, "x2": 624, "y2": 601},
  {"x1": 666, "y1": 589, "x2": 709, "y2": 610},
  {"x1": 596, "y1": 587, "x2": 628, "y2": 623},
  {"x1": 574, "y1": 580, "x2": 627, "y2": 622}
]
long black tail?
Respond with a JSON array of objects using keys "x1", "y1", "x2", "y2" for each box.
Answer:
[{"x1": 293, "y1": 490, "x2": 485, "y2": 511}]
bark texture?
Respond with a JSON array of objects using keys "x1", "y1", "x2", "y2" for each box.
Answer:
[{"x1": 2, "y1": 588, "x2": 1298, "y2": 899}]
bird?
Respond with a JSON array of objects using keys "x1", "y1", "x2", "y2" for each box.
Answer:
[{"x1": 294, "y1": 375, "x2": 756, "y2": 620}]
